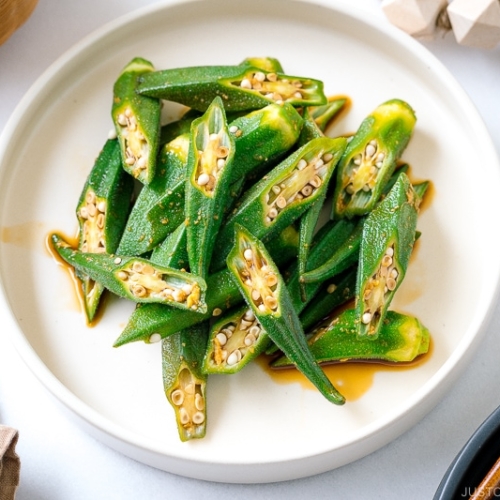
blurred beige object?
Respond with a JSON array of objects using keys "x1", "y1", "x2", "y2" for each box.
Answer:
[
  {"x1": 0, "y1": 0, "x2": 38, "y2": 46},
  {"x1": 0, "y1": 425, "x2": 19, "y2": 500},
  {"x1": 381, "y1": 0, "x2": 448, "y2": 40},
  {"x1": 447, "y1": 0, "x2": 500, "y2": 49}
]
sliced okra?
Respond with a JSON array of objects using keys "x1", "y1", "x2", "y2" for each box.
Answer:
[
  {"x1": 117, "y1": 133, "x2": 190, "y2": 256},
  {"x1": 211, "y1": 136, "x2": 347, "y2": 272},
  {"x1": 356, "y1": 173, "x2": 419, "y2": 338},
  {"x1": 136, "y1": 64, "x2": 327, "y2": 112},
  {"x1": 185, "y1": 97, "x2": 236, "y2": 279},
  {"x1": 112, "y1": 57, "x2": 161, "y2": 184},
  {"x1": 50, "y1": 233, "x2": 207, "y2": 312},
  {"x1": 75, "y1": 138, "x2": 134, "y2": 322},
  {"x1": 227, "y1": 102, "x2": 303, "y2": 183},
  {"x1": 332, "y1": 99, "x2": 416, "y2": 219},
  {"x1": 272, "y1": 308, "x2": 430, "y2": 368},
  {"x1": 113, "y1": 224, "x2": 299, "y2": 347},
  {"x1": 203, "y1": 306, "x2": 270, "y2": 374},
  {"x1": 226, "y1": 224, "x2": 345, "y2": 405},
  {"x1": 163, "y1": 321, "x2": 209, "y2": 441}
]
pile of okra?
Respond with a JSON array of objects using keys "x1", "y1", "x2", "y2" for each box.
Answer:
[{"x1": 50, "y1": 56, "x2": 431, "y2": 442}]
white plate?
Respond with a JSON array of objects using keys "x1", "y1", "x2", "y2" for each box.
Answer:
[{"x1": 1, "y1": 0, "x2": 500, "y2": 484}]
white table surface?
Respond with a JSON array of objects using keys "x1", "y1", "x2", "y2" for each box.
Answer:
[{"x1": 1, "y1": 0, "x2": 500, "y2": 498}]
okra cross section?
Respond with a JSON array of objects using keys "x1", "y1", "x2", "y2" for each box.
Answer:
[
  {"x1": 185, "y1": 96, "x2": 236, "y2": 278},
  {"x1": 356, "y1": 173, "x2": 418, "y2": 338},
  {"x1": 75, "y1": 138, "x2": 134, "y2": 322},
  {"x1": 163, "y1": 322, "x2": 209, "y2": 441},
  {"x1": 112, "y1": 57, "x2": 161, "y2": 185},
  {"x1": 211, "y1": 136, "x2": 347, "y2": 271},
  {"x1": 50, "y1": 233, "x2": 207, "y2": 313},
  {"x1": 203, "y1": 306, "x2": 269, "y2": 375},
  {"x1": 332, "y1": 99, "x2": 416, "y2": 219},
  {"x1": 226, "y1": 224, "x2": 345, "y2": 405},
  {"x1": 136, "y1": 64, "x2": 327, "y2": 112}
]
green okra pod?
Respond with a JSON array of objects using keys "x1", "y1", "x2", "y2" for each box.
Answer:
[
  {"x1": 163, "y1": 321, "x2": 209, "y2": 441},
  {"x1": 226, "y1": 224, "x2": 345, "y2": 405},
  {"x1": 136, "y1": 64, "x2": 327, "y2": 112},
  {"x1": 50, "y1": 233, "x2": 207, "y2": 313},
  {"x1": 117, "y1": 133, "x2": 190, "y2": 256},
  {"x1": 75, "y1": 138, "x2": 134, "y2": 322},
  {"x1": 356, "y1": 173, "x2": 419, "y2": 338},
  {"x1": 112, "y1": 57, "x2": 161, "y2": 184},
  {"x1": 271, "y1": 308, "x2": 430, "y2": 368},
  {"x1": 332, "y1": 99, "x2": 416, "y2": 219},
  {"x1": 211, "y1": 136, "x2": 347, "y2": 271},
  {"x1": 227, "y1": 102, "x2": 303, "y2": 183},
  {"x1": 185, "y1": 97, "x2": 236, "y2": 279}
]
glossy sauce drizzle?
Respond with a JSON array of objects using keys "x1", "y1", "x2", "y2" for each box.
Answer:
[{"x1": 258, "y1": 340, "x2": 432, "y2": 402}]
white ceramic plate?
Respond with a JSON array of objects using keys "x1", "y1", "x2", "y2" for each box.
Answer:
[{"x1": 1, "y1": 0, "x2": 500, "y2": 484}]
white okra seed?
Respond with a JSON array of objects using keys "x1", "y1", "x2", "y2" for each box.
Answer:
[
  {"x1": 179, "y1": 408, "x2": 190, "y2": 425},
  {"x1": 226, "y1": 350, "x2": 241, "y2": 366},
  {"x1": 240, "y1": 78, "x2": 252, "y2": 89},
  {"x1": 215, "y1": 333, "x2": 227, "y2": 346},
  {"x1": 197, "y1": 173, "x2": 210, "y2": 186},
  {"x1": 362, "y1": 312, "x2": 372, "y2": 324},
  {"x1": 249, "y1": 325, "x2": 260, "y2": 336},
  {"x1": 365, "y1": 144, "x2": 376, "y2": 158},
  {"x1": 297, "y1": 159, "x2": 308, "y2": 170},
  {"x1": 244, "y1": 334, "x2": 256, "y2": 346},
  {"x1": 192, "y1": 412, "x2": 205, "y2": 425},
  {"x1": 149, "y1": 333, "x2": 162, "y2": 343},
  {"x1": 195, "y1": 393, "x2": 205, "y2": 411},
  {"x1": 171, "y1": 389, "x2": 184, "y2": 406}
]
